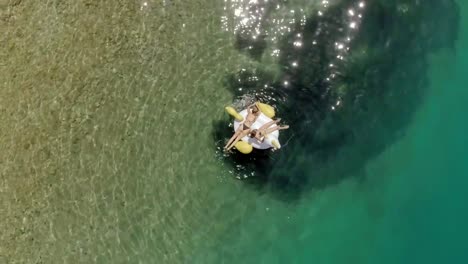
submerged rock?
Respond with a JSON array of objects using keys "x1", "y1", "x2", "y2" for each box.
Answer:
[{"x1": 215, "y1": 0, "x2": 460, "y2": 199}]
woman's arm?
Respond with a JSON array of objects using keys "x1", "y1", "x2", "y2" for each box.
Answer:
[{"x1": 247, "y1": 102, "x2": 257, "y2": 109}]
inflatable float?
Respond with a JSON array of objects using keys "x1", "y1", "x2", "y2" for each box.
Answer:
[{"x1": 225, "y1": 102, "x2": 282, "y2": 154}]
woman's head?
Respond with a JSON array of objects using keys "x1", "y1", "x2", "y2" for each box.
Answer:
[
  {"x1": 249, "y1": 129, "x2": 258, "y2": 138},
  {"x1": 252, "y1": 103, "x2": 260, "y2": 113}
]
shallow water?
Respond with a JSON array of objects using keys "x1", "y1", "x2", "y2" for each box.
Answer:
[
  {"x1": 1, "y1": 0, "x2": 250, "y2": 262},
  {"x1": 1, "y1": 0, "x2": 467, "y2": 263}
]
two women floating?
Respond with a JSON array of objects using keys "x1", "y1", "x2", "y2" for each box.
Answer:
[{"x1": 224, "y1": 102, "x2": 289, "y2": 154}]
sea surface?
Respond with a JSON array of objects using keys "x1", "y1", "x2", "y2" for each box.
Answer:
[{"x1": 0, "y1": 0, "x2": 467, "y2": 263}]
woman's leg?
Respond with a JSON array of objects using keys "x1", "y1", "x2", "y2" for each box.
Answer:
[
  {"x1": 226, "y1": 129, "x2": 251, "y2": 150},
  {"x1": 224, "y1": 129, "x2": 242, "y2": 149},
  {"x1": 264, "y1": 125, "x2": 289, "y2": 135},
  {"x1": 258, "y1": 119, "x2": 280, "y2": 131}
]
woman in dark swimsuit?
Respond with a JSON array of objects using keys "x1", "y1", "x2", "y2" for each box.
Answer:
[{"x1": 224, "y1": 103, "x2": 261, "y2": 151}]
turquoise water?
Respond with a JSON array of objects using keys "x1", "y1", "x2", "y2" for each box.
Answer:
[
  {"x1": 1, "y1": 1, "x2": 467, "y2": 263},
  {"x1": 367, "y1": 42, "x2": 468, "y2": 263},
  {"x1": 193, "y1": 1, "x2": 468, "y2": 263}
]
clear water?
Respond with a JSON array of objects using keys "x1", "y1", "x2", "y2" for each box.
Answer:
[{"x1": 1, "y1": 0, "x2": 467, "y2": 263}]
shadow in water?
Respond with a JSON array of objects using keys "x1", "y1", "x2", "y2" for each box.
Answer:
[{"x1": 213, "y1": 0, "x2": 460, "y2": 201}]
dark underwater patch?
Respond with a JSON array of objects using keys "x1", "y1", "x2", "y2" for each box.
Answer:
[{"x1": 213, "y1": 0, "x2": 460, "y2": 200}]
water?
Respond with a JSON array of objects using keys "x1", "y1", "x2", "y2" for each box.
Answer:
[{"x1": 1, "y1": 0, "x2": 467, "y2": 263}]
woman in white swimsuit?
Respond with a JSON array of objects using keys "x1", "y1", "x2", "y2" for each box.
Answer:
[{"x1": 250, "y1": 118, "x2": 289, "y2": 143}]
